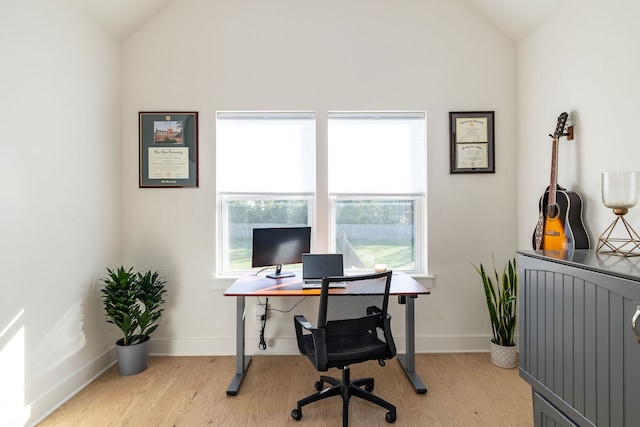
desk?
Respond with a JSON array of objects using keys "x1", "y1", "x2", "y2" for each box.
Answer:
[{"x1": 223, "y1": 272, "x2": 430, "y2": 396}]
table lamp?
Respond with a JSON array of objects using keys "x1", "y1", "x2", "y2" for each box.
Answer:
[{"x1": 597, "y1": 171, "x2": 640, "y2": 256}]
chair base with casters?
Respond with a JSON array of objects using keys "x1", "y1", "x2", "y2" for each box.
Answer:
[
  {"x1": 291, "y1": 364, "x2": 397, "y2": 425},
  {"x1": 291, "y1": 271, "x2": 398, "y2": 426}
]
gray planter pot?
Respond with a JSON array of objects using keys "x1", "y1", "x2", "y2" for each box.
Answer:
[{"x1": 116, "y1": 335, "x2": 150, "y2": 376}]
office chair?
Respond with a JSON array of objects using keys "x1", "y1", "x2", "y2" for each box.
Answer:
[{"x1": 291, "y1": 271, "x2": 397, "y2": 426}]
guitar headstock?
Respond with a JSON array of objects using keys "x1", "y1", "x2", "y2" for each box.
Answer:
[{"x1": 550, "y1": 112, "x2": 569, "y2": 140}]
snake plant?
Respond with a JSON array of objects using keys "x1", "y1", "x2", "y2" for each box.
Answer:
[{"x1": 474, "y1": 257, "x2": 517, "y2": 347}]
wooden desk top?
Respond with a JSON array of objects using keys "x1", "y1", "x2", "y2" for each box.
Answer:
[{"x1": 224, "y1": 272, "x2": 430, "y2": 297}]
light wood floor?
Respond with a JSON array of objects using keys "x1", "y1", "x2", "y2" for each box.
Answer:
[{"x1": 39, "y1": 353, "x2": 533, "y2": 427}]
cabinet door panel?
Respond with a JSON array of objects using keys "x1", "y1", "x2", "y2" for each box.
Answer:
[
  {"x1": 623, "y1": 300, "x2": 640, "y2": 426},
  {"x1": 519, "y1": 253, "x2": 640, "y2": 427},
  {"x1": 533, "y1": 391, "x2": 578, "y2": 427}
]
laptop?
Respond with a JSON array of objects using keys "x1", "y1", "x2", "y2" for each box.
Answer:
[{"x1": 302, "y1": 253, "x2": 345, "y2": 289}]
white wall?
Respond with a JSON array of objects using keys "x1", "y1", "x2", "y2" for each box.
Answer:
[
  {"x1": 517, "y1": 0, "x2": 640, "y2": 250},
  {"x1": 0, "y1": 0, "x2": 525, "y2": 423},
  {"x1": 0, "y1": 0, "x2": 121, "y2": 425},
  {"x1": 7, "y1": 0, "x2": 638, "y2": 423},
  {"x1": 121, "y1": 0, "x2": 518, "y2": 357}
]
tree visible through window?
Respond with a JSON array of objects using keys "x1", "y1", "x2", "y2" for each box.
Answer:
[
  {"x1": 335, "y1": 199, "x2": 417, "y2": 270},
  {"x1": 225, "y1": 199, "x2": 309, "y2": 270}
]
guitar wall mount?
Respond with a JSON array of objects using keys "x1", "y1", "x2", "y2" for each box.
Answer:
[
  {"x1": 549, "y1": 125, "x2": 573, "y2": 140},
  {"x1": 565, "y1": 125, "x2": 574, "y2": 140}
]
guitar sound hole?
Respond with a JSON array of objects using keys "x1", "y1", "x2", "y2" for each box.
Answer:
[{"x1": 546, "y1": 204, "x2": 560, "y2": 219}]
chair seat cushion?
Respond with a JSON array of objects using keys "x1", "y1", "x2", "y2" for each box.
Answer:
[
  {"x1": 329, "y1": 332, "x2": 388, "y2": 359},
  {"x1": 302, "y1": 331, "x2": 390, "y2": 368}
]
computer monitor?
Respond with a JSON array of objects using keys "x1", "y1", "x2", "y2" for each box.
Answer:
[{"x1": 252, "y1": 226, "x2": 312, "y2": 279}]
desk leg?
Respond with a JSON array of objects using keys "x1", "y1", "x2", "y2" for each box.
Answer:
[
  {"x1": 227, "y1": 296, "x2": 252, "y2": 396},
  {"x1": 397, "y1": 295, "x2": 427, "y2": 394}
]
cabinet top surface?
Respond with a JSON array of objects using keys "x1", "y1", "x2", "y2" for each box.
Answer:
[{"x1": 518, "y1": 249, "x2": 640, "y2": 283}]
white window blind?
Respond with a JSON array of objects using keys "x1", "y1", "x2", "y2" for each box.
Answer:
[
  {"x1": 216, "y1": 112, "x2": 316, "y2": 194},
  {"x1": 328, "y1": 112, "x2": 425, "y2": 195}
]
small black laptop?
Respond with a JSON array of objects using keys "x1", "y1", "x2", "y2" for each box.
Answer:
[{"x1": 302, "y1": 253, "x2": 345, "y2": 289}]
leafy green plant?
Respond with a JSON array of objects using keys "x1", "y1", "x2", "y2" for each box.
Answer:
[
  {"x1": 100, "y1": 266, "x2": 166, "y2": 346},
  {"x1": 136, "y1": 270, "x2": 167, "y2": 338},
  {"x1": 473, "y1": 257, "x2": 517, "y2": 347}
]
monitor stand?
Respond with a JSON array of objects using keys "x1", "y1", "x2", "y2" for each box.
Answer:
[{"x1": 266, "y1": 264, "x2": 294, "y2": 279}]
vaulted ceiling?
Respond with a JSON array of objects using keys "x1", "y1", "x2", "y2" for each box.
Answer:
[
  {"x1": 465, "y1": 0, "x2": 571, "y2": 41},
  {"x1": 69, "y1": 0, "x2": 173, "y2": 41},
  {"x1": 70, "y1": 0, "x2": 571, "y2": 43}
]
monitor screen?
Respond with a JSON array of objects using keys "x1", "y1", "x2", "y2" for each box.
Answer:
[{"x1": 252, "y1": 226, "x2": 311, "y2": 278}]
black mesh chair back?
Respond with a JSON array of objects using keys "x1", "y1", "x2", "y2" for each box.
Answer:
[{"x1": 292, "y1": 271, "x2": 397, "y2": 426}]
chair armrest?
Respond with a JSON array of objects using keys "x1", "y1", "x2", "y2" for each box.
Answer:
[
  {"x1": 294, "y1": 315, "x2": 313, "y2": 331},
  {"x1": 366, "y1": 305, "x2": 382, "y2": 315},
  {"x1": 294, "y1": 315, "x2": 315, "y2": 357},
  {"x1": 383, "y1": 313, "x2": 397, "y2": 357},
  {"x1": 293, "y1": 315, "x2": 329, "y2": 371}
]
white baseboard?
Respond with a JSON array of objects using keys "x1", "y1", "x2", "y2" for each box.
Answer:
[
  {"x1": 28, "y1": 347, "x2": 116, "y2": 427},
  {"x1": 150, "y1": 337, "x2": 238, "y2": 355},
  {"x1": 149, "y1": 334, "x2": 494, "y2": 356}
]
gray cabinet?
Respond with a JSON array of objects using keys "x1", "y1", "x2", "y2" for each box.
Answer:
[
  {"x1": 533, "y1": 391, "x2": 578, "y2": 427},
  {"x1": 518, "y1": 250, "x2": 640, "y2": 427}
]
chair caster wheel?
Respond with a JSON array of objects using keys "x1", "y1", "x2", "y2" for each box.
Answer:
[
  {"x1": 314, "y1": 381, "x2": 323, "y2": 391},
  {"x1": 291, "y1": 408, "x2": 302, "y2": 421},
  {"x1": 385, "y1": 411, "x2": 396, "y2": 423}
]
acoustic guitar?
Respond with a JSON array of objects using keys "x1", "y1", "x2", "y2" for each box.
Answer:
[{"x1": 532, "y1": 112, "x2": 590, "y2": 252}]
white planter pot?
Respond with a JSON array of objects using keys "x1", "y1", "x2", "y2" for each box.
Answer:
[{"x1": 490, "y1": 341, "x2": 518, "y2": 368}]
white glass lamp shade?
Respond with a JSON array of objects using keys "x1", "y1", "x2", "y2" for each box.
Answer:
[{"x1": 601, "y1": 171, "x2": 640, "y2": 209}]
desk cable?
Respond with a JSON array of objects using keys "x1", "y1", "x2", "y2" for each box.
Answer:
[
  {"x1": 256, "y1": 296, "x2": 308, "y2": 350},
  {"x1": 258, "y1": 297, "x2": 268, "y2": 350},
  {"x1": 252, "y1": 266, "x2": 272, "y2": 277}
]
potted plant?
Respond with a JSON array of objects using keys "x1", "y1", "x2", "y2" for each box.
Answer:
[
  {"x1": 100, "y1": 266, "x2": 167, "y2": 376},
  {"x1": 473, "y1": 257, "x2": 518, "y2": 368}
]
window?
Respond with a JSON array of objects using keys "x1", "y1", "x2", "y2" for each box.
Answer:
[
  {"x1": 216, "y1": 111, "x2": 427, "y2": 276},
  {"x1": 328, "y1": 112, "x2": 426, "y2": 273},
  {"x1": 216, "y1": 112, "x2": 316, "y2": 274}
]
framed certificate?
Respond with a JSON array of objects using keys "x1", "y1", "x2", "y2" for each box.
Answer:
[
  {"x1": 449, "y1": 111, "x2": 495, "y2": 174},
  {"x1": 139, "y1": 112, "x2": 198, "y2": 187}
]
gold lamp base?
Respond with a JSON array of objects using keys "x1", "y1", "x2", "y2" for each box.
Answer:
[{"x1": 597, "y1": 212, "x2": 640, "y2": 257}]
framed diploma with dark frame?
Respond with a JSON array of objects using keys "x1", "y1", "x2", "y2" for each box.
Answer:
[
  {"x1": 139, "y1": 112, "x2": 198, "y2": 188},
  {"x1": 449, "y1": 111, "x2": 495, "y2": 174}
]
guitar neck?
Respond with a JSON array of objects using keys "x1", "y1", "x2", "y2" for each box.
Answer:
[{"x1": 548, "y1": 137, "x2": 559, "y2": 205}]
